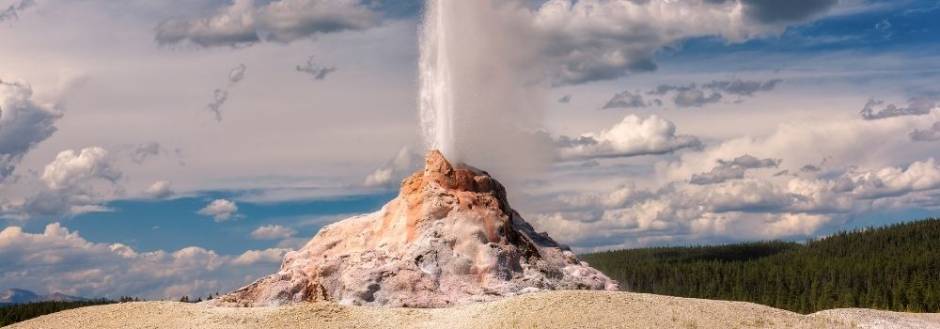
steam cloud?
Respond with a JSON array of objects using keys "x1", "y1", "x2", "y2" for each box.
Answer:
[
  {"x1": 419, "y1": 0, "x2": 548, "y2": 179},
  {"x1": 417, "y1": 0, "x2": 833, "y2": 180}
]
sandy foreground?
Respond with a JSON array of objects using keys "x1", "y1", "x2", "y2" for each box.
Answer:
[{"x1": 6, "y1": 291, "x2": 940, "y2": 329}]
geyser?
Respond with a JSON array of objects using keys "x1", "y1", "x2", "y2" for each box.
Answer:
[
  {"x1": 211, "y1": 2, "x2": 617, "y2": 308},
  {"x1": 417, "y1": 0, "x2": 548, "y2": 175},
  {"x1": 418, "y1": 0, "x2": 456, "y2": 157},
  {"x1": 213, "y1": 151, "x2": 618, "y2": 307}
]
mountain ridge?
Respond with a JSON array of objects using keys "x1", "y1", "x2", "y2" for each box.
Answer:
[{"x1": 0, "y1": 289, "x2": 86, "y2": 305}]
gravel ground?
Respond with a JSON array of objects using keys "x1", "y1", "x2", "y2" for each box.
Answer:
[
  {"x1": 6, "y1": 291, "x2": 939, "y2": 329},
  {"x1": 812, "y1": 308, "x2": 940, "y2": 329}
]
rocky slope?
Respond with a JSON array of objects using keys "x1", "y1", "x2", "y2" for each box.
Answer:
[
  {"x1": 214, "y1": 150, "x2": 617, "y2": 307},
  {"x1": 9, "y1": 291, "x2": 940, "y2": 329}
]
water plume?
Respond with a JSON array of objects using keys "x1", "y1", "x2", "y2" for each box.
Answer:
[{"x1": 418, "y1": 0, "x2": 550, "y2": 180}]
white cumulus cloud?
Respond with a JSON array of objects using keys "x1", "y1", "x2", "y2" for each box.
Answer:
[
  {"x1": 0, "y1": 223, "x2": 281, "y2": 299},
  {"x1": 556, "y1": 114, "x2": 702, "y2": 160},
  {"x1": 231, "y1": 248, "x2": 290, "y2": 266},
  {"x1": 250, "y1": 225, "x2": 296, "y2": 240},
  {"x1": 197, "y1": 199, "x2": 239, "y2": 222},
  {"x1": 363, "y1": 146, "x2": 420, "y2": 187},
  {"x1": 145, "y1": 181, "x2": 173, "y2": 199},
  {"x1": 528, "y1": 110, "x2": 940, "y2": 251},
  {"x1": 41, "y1": 147, "x2": 120, "y2": 190}
]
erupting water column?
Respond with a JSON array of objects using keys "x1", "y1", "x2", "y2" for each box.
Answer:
[
  {"x1": 417, "y1": 0, "x2": 547, "y2": 176},
  {"x1": 419, "y1": 0, "x2": 456, "y2": 158}
]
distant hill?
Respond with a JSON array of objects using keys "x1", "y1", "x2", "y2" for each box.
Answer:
[
  {"x1": 0, "y1": 289, "x2": 85, "y2": 305},
  {"x1": 581, "y1": 218, "x2": 940, "y2": 314}
]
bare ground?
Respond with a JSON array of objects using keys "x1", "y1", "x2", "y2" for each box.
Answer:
[{"x1": 6, "y1": 291, "x2": 939, "y2": 329}]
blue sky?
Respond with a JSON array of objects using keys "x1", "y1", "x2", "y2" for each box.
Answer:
[
  {"x1": 16, "y1": 192, "x2": 396, "y2": 254},
  {"x1": 1, "y1": 0, "x2": 939, "y2": 299}
]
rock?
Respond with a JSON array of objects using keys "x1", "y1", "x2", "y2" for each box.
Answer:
[{"x1": 214, "y1": 150, "x2": 618, "y2": 308}]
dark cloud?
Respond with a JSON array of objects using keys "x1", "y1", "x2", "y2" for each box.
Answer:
[
  {"x1": 703, "y1": 78, "x2": 783, "y2": 96},
  {"x1": 0, "y1": 80, "x2": 61, "y2": 182},
  {"x1": 602, "y1": 90, "x2": 660, "y2": 109},
  {"x1": 155, "y1": 0, "x2": 380, "y2": 48},
  {"x1": 0, "y1": 0, "x2": 34, "y2": 23},
  {"x1": 125, "y1": 142, "x2": 183, "y2": 165},
  {"x1": 690, "y1": 155, "x2": 782, "y2": 185},
  {"x1": 860, "y1": 98, "x2": 936, "y2": 120},
  {"x1": 295, "y1": 56, "x2": 336, "y2": 80},
  {"x1": 155, "y1": 22, "x2": 258, "y2": 48},
  {"x1": 122, "y1": 142, "x2": 185, "y2": 166},
  {"x1": 579, "y1": 160, "x2": 600, "y2": 168},
  {"x1": 20, "y1": 190, "x2": 72, "y2": 217},
  {"x1": 557, "y1": 95, "x2": 571, "y2": 104},
  {"x1": 800, "y1": 164, "x2": 822, "y2": 173},
  {"x1": 206, "y1": 64, "x2": 247, "y2": 122},
  {"x1": 537, "y1": 0, "x2": 836, "y2": 85},
  {"x1": 228, "y1": 64, "x2": 247, "y2": 84},
  {"x1": 207, "y1": 89, "x2": 228, "y2": 122},
  {"x1": 742, "y1": 0, "x2": 838, "y2": 24},
  {"x1": 910, "y1": 122, "x2": 940, "y2": 142},
  {"x1": 674, "y1": 88, "x2": 723, "y2": 108},
  {"x1": 130, "y1": 142, "x2": 162, "y2": 164},
  {"x1": 637, "y1": 79, "x2": 782, "y2": 108},
  {"x1": 554, "y1": 135, "x2": 599, "y2": 148},
  {"x1": 648, "y1": 84, "x2": 689, "y2": 96},
  {"x1": 648, "y1": 84, "x2": 722, "y2": 107}
]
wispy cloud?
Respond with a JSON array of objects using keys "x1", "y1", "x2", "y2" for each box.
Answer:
[
  {"x1": 295, "y1": 55, "x2": 336, "y2": 80},
  {"x1": 207, "y1": 64, "x2": 247, "y2": 122},
  {"x1": 603, "y1": 79, "x2": 783, "y2": 109},
  {"x1": 0, "y1": 0, "x2": 35, "y2": 23}
]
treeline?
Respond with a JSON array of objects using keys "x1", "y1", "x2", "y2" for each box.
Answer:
[
  {"x1": 581, "y1": 218, "x2": 940, "y2": 314},
  {"x1": 0, "y1": 300, "x2": 114, "y2": 326}
]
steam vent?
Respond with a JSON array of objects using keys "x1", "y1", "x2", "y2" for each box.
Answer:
[{"x1": 215, "y1": 150, "x2": 618, "y2": 307}]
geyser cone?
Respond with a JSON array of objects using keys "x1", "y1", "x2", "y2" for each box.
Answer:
[{"x1": 215, "y1": 151, "x2": 618, "y2": 307}]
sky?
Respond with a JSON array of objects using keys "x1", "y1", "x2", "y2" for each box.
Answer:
[{"x1": 1, "y1": 0, "x2": 939, "y2": 299}]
